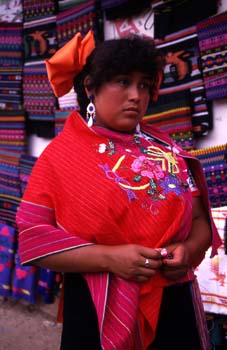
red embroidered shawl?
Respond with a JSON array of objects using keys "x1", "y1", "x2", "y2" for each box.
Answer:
[{"x1": 17, "y1": 111, "x2": 221, "y2": 350}]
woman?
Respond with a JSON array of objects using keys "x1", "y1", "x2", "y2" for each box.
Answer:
[{"x1": 17, "y1": 30, "x2": 221, "y2": 350}]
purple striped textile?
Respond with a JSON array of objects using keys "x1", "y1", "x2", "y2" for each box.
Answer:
[
  {"x1": 56, "y1": 0, "x2": 96, "y2": 47},
  {"x1": 144, "y1": 90, "x2": 194, "y2": 151},
  {"x1": 23, "y1": 62, "x2": 56, "y2": 121},
  {"x1": 0, "y1": 22, "x2": 23, "y2": 66},
  {"x1": 23, "y1": 0, "x2": 58, "y2": 22},
  {"x1": 197, "y1": 11, "x2": 227, "y2": 100},
  {"x1": 190, "y1": 144, "x2": 227, "y2": 208}
]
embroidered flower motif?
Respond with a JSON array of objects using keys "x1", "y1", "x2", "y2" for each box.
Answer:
[
  {"x1": 131, "y1": 156, "x2": 164, "y2": 180},
  {"x1": 98, "y1": 141, "x2": 116, "y2": 155},
  {"x1": 159, "y1": 175, "x2": 182, "y2": 195},
  {"x1": 98, "y1": 143, "x2": 107, "y2": 153}
]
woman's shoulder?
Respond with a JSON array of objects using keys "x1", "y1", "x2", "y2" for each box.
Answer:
[{"x1": 38, "y1": 111, "x2": 83, "y2": 155}]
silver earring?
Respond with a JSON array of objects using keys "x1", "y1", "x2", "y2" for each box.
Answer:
[{"x1": 86, "y1": 96, "x2": 96, "y2": 127}]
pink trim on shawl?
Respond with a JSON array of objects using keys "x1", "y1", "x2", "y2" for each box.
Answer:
[{"x1": 17, "y1": 201, "x2": 93, "y2": 264}]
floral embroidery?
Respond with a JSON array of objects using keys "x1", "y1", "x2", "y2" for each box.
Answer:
[
  {"x1": 97, "y1": 132, "x2": 190, "y2": 212},
  {"x1": 131, "y1": 156, "x2": 164, "y2": 180},
  {"x1": 98, "y1": 143, "x2": 107, "y2": 154},
  {"x1": 159, "y1": 174, "x2": 183, "y2": 196}
]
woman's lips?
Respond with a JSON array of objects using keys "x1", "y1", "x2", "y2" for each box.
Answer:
[{"x1": 123, "y1": 107, "x2": 139, "y2": 115}]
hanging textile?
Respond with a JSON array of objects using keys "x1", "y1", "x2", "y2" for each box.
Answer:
[
  {"x1": 11, "y1": 252, "x2": 37, "y2": 303},
  {"x1": 54, "y1": 110, "x2": 70, "y2": 136},
  {"x1": 0, "y1": 223, "x2": 16, "y2": 297},
  {"x1": 0, "y1": 111, "x2": 27, "y2": 154},
  {"x1": 19, "y1": 155, "x2": 37, "y2": 195},
  {"x1": 143, "y1": 90, "x2": 195, "y2": 151},
  {"x1": 0, "y1": 148, "x2": 21, "y2": 231},
  {"x1": 0, "y1": 22, "x2": 23, "y2": 111},
  {"x1": 56, "y1": 0, "x2": 97, "y2": 48},
  {"x1": 17, "y1": 154, "x2": 60, "y2": 304},
  {"x1": 58, "y1": 0, "x2": 88, "y2": 12},
  {"x1": 155, "y1": 26, "x2": 203, "y2": 95},
  {"x1": 0, "y1": 67, "x2": 23, "y2": 111},
  {"x1": 190, "y1": 144, "x2": 227, "y2": 208},
  {"x1": 23, "y1": 17, "x2": 58, "y2": 62},
  {"x1": 196, "y1": 11, "x2": 227, "y2": 100},
  {"x1": 37, "y1": 268, "x2": 60, "y2": 303},
  {"x1": 23, "y1": 61, "x2": 56, "y2": 121},
  {"x1": 153, "y1": 0, "x2": 218, "y2": 39},
  {"x1": 23, "y1": 0, "x2": 58, "y2": 22},
  {"x1": 0, "y1": 22, "x2": 23, "y2": 66}
]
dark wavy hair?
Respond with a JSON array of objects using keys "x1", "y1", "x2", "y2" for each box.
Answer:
[{"x1": 73, "y1": 35, "x2": 165, "y2": 118}]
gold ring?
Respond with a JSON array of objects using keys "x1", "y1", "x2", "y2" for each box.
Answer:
[{"x1": 144, "y1": 258, "x2": 150, "y2": 268}]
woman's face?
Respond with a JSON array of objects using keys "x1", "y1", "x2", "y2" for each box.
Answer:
[{"x1": 92, "y1": 71, "x2": 152, "y2": 133}]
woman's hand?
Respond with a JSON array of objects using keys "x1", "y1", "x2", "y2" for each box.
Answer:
[
  {"x1": 105, "y1": 244, "x2": 164, "y2": 283},
  {"x1": 160, "y1": 243, "x2": 191, "y2": 280},
  {"x1": 160, "y1": 196, "x2": 212, "y2": 281}
]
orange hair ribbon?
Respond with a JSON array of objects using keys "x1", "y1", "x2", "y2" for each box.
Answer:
[{"x1": 45, "y1": 30, "x2": 95, "y2": 97}]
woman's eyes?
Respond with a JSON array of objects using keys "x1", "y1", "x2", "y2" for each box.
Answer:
[
  {"x1": 139, "y1": 81, "x2": 151, "y2": 90},
  {"x1": 118, "y1": 79, "x2": 130, "y2": 86},
  {"x1": 116, "y1": 79, "x2": 151, "y2": 89}
]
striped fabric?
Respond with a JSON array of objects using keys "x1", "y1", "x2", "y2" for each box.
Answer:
[
  {"x1": 0, "y1": 67, "x2": 23, "y2": 111},
  {"x1": 0, "y1": 111, "x2": 27, "y2": 154},
  {"x1": 0, "y1": 194, "x2": 20, "y2": 229},
  {"x1": 54, "y1": 110, "x2": 70, "y2": 136},
  {"x1": 0, "y1": 149, "x2": 21, "y2": 228},
  {"x1": 17, "y1": 111, "x2": 220, "y2": 349},
  {"x1": 190, "y1": 144, "x2": 227, "y2": 208},
  {"x1": 144, "y1": 90, "x2": 195, "y2": 151},
  {"x1": 23, "y1": 61, "x2": 56, "y2": 121},
  {"x1": 196, "y1": 11, "x2": 227, "y2": 100},
  {"x1": 23, "y1": 0, "x2": 58, "y2": 22},
  {"x1": 0, "y1": 22, "x2": 23, "y2": 66},
  {"x1": 56, "y1": 0, "x2": 97, "y2": 47},
  {"x1": 19, "y1": 154, "x2": 37, "y2": 195},
  {"x1": 155, "y1": 26, "x2": 203, "y2": 95},
  {"x1": 57, "y1": 88, "x2": 79, "y2": 112},
  {"x1": 0, "y1": 22, "x2": 23, "y2": 111},
  {"x1": 58, "y1": 0, "x2": 89, "y2": 12}
]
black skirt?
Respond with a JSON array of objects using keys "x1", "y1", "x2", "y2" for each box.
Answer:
[{"x1": 60, "y1": 273, "x2": 202, "y2": 350}]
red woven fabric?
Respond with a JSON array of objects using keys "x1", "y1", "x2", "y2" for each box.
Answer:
[{"x1": 18, "y1": 111, "x2": 221, "y2": 349}]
